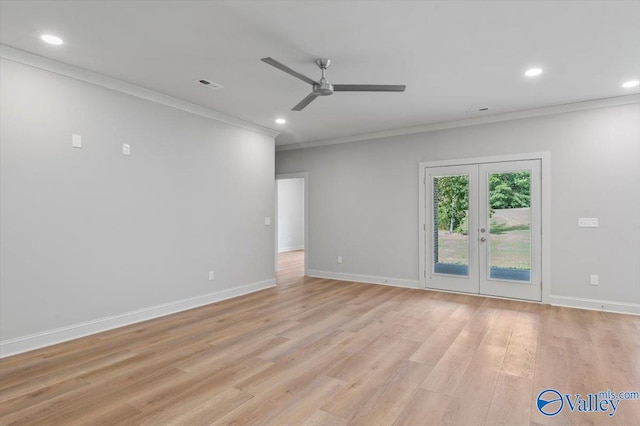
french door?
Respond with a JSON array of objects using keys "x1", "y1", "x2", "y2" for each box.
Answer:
[{"x1": 424, "y1": 160, "x2": 541, "y2": 301}]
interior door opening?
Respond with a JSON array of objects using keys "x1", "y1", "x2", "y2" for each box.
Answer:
[{"x1": 275, "y1": 173, "x2": 309, "y2": 277}]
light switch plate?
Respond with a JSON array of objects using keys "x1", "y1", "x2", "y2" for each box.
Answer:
[
  {"x1": 72, "y1": 134, "x2": 82, "y2": 148},
  {"x1": 264, "y1": 217, "x2": 271, "y2": 226},
  {"x1": 578, "y1": 218, "x2": 598, "y2": 227}
]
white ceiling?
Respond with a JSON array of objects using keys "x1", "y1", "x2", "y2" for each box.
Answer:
[{"x1": 1, "y1": 0, "x2": 639, "y2": 147}]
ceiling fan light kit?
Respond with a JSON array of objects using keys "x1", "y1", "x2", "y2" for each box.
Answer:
[{"x1": 261, "y1": 57, "x2": 406, "y2": 111}]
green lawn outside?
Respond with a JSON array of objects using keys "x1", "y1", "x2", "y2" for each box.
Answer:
[{"x1": 436, "y1": 208, "x2": 531, "y2": 270}]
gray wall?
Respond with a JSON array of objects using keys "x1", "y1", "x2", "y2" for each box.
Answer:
[
  {"x1": 277, "y1": 178, "x2": 304, "y2": 252},
  {"x1": 0, "y1": 59, "x2": 275, "y2": 340},
  {"x1": 276, "y1": 103, "x2": 640, "y2": 305}
]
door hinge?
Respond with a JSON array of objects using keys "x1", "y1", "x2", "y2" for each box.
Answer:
[
  {"x1": 424, "y1": 270, "x2": 426, "y2": 278},
  {"x1": 423, "y1": 224, "x2": 426, "y2": 231}
]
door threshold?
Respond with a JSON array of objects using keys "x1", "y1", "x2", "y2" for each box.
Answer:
[{"x1": 424, "y1": 286, "x2": 543, "y2": 304}]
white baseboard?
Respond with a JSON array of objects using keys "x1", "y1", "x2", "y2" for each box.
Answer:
[
  {"x1": 308, "y1": 270, "x2": 419, "y2": 289},
  {"x1": 307, "y1": 271, "x2": 638, "y2": 316},
  {"x1": 278, "y1": 245, "x2": 305, "y2": 253},
  {"x1": 549, "y1": 294, "x2": 640, "y2": 316},
  {"x1": 0, "y1": 278, "x2": 276, "y2": 358}
]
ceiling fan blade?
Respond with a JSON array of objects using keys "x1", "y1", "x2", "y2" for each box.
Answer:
[
  {"x1": 292, "y1": 93, "x2": 318, "y2": 111},
  {"x1": 333, "y1": 84, "x2": 406, "y2": 92},
  {"x1": 261, "y1": 57, "x2": 316, "y2": 86}
]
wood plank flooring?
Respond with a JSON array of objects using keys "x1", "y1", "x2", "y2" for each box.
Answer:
[{"x1": 1, "y1": 250, "x2": 639, "y2": 425}]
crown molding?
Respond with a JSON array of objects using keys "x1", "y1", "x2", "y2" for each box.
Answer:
[
  {"x1": 276, "y1": 94, "x2": 640, "y2": 151},
  {"x1": 0, "y1": 44, "x2": 280, "y2": 138}
]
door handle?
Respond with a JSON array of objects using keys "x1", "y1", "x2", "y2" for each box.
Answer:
[{"x1": 480, "y1": 237, "x2": 486, "y2": 242}]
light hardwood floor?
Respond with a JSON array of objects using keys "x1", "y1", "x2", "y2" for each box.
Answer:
[{"x1": 1, "y1": 250, "x2": 639, "y2": 425}]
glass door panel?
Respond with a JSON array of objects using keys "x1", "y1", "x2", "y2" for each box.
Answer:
[
  {"x1": 433, "y1": 174, "x2": 469, "y2": 277},
  {"x1": 487, "y1": 171, "x2": 532, "y2": 282},
  {"x1": 425, "y1": 165, "x2": 479, "y2": 295},
  {"x1": 479, "y1": 160, "x2": 541, "y2": 301}
]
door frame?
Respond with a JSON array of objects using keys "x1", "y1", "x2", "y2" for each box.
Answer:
[
  {"x1": 275, "y1": 172, "x2": 309, "y2": 276},
  {"x1": 418, "y1": 152, "x2": 551, "y2": 304}
]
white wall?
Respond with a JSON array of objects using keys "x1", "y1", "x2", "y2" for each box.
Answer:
[
  {"x1": 0, "y1": 58, "x2": 276, "y2": 347},
  {"x1": 276, "y1": 103, "x2": 640, "y2": 313},
  {"x1": 277, "y1": 178, "x2": 304, "y2": 252}
]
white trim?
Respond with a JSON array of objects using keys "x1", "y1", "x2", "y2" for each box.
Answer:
[
  {"x1": 549, "y1": 295, "x2": 640, "y2": 316},
  {"x1": 418, "y1": 152, "x2": 550, "y2": 168},
  {"x1": 278, "y1": 245, "x2": 305, "y2": 253},
  {"x1": 418, "y1": 152, "x2": 551, "y2": 304},
  {"x1": 275, "y1": 173, "x2": 309, "y2": 277},
  {"x1": 419, "y1": 164, "x2": 427, "y2": 291},
  {"x1": 0, "y1": 278, "x2": 276, "y2": 358},
  {"x1": 308, "y1": 270, "x2": 419, "y2": 289},
  {"x1": 540, "y1": 155, "x2": 552, "y2": 305},
  {"x1": 0, "y1": 44, "x2": 279, "y2": 138},
  {"x1": 276, "y1": 95, "x2": 640, "y2": 151},
  {"x1": 308, "y1": 272, "x2": 638, "y2": 316}
]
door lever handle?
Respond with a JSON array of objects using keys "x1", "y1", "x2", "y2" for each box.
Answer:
[{"x1": 480, "y1": 237, "x2": 486, "y2": 242}]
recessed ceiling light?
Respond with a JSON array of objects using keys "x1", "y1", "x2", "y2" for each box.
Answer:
[
  {"x1": 40, "y1": 34, "x2": 64, "y2": 45},
  {"x1": 275, "y1": 118, "x2": 286, "y2": 125},
  {"x1": 622, "y1": 80, "x2": 639, "y2": 88},
  {"x1": 524, "y1": 68, "x2": 543, "y2": 77}
]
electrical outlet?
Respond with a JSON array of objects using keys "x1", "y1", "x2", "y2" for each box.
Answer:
[
  {"x1": 590, "y1": 274, "x2": 598, "y2": 286},
  {"x1": 209, "y1": 271, "x2": 215, "y2": 281},
  {"x1": 122, "y1": 143, "x2": 131, "y2": 156},
  {"x1": 338, "y1": 256, "x2": 343, "y2": 264}
]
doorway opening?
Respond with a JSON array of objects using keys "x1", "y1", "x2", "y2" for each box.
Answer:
[
  {"x1": 419, "y1": 154, "x2": 550, "y2": 302},
  {"x1": 275, "y1": 173, "x2": 309, "y2": 278}
]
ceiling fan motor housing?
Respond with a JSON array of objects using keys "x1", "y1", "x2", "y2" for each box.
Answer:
[{"x1": 313, "y1": 81, "x2": 334, "y2": 96}]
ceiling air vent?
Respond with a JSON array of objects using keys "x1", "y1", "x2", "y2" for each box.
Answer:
[
  {"x1": 195, "y1": 78, "x2": 223, "y2": 90},
  {"x1": 466, "y1": 106, "x2": 490, "y2": 113}
]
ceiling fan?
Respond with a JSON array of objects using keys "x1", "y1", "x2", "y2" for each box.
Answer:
[{"x1": 261, "y1": 57, "x2": 406, "y2": 111}]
